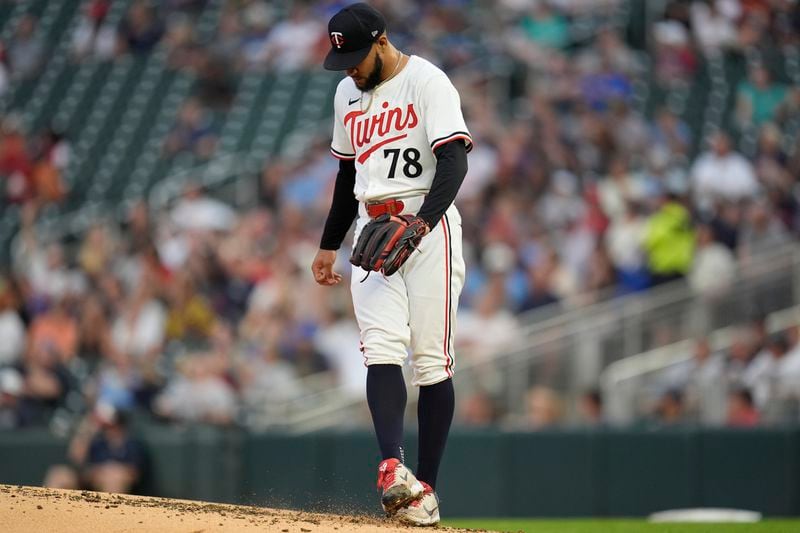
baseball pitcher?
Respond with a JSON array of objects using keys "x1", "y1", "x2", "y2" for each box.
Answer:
[{"x1": 311, "y1": 2, "x2": 471, "y2": 526}]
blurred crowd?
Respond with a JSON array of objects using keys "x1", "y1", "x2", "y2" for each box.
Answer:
[
  {"x1": 457, "y1": 318, "x2": 800, "y2": 430},
  {"x1": 1, "y1": 0, "x2": 800, "y2": 440}
]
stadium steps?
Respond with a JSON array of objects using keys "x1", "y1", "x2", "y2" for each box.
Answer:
[
  {"x1": 60, "y1": 56, "x2": 147, "y2": 212},
  {"x1": 1, "y1": 0, "x2": 78, "y2": 113},
  {"x1": 120, "y1": 0, "x2": 228, "y2": 202},
  {"x1": 244, "y1": 71, "x2": 307, "y2": 156},
  {"x1": 49, "y1": 62, "x2": 111, "y2": 139},
  {"x1": 270, "y1": 70, "x2": 339, "y2": 159},
  {"x1": 216, "y1": 71, "x2": 272, "y2": 156},
  {"x1": 9, "y1": 0, "x2": 84, "y2": 119},
  {"x1": 22, "y1": 0, "x2": 131, "y2": 132},
  {"x1": 85, "y1": 50, "x2": 169, "y2": 205},
  {"x1": 109, "y1": 67, "x2": 177, "y2": 203},
  {"x1": 0, "y1": 0, "x2": 42, "y2": 41},
  {"x1": 122, "y1": 71, "x2": 196, "y2": 201}
]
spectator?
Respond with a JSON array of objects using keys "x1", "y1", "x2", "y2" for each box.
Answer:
[
  {"x1": 754, "y1": 123, "x2": 792, "y2": 194},
  {"x1": 17, "y1": 339, "x2": 71, "y2": 425},
  {"x1": 71, "y1": 0, "x2": 115, "y2": 61},
  {"x1": 7, "y1": 14, "x2": 44, "y2": 80},
  {"x1": 688, "y1": 223, "x2": 737, "y2": 296},
  {"x1": 238, "y1": 342, "x2": 303, "y2": 424},
  {"x1": 726, "y1": 327, "x2": 759, "y2": 386},
  {"x1": 691, "y1": 132, "x2": 759, "y2": 213},
  {"x1": 518, "y1": 257, "x2": 560, "y2": 312},
  {"x1": 653, "y1": 388, "x2": 686, "y2": 426},
  {"x1": 110, "y1": 280, "x2": 166, "y2": 362},
  {"x1": 736, "y1": 64, "x2": 789, "y2": 128},
  {"x1": 240, "y1": 2, "x2": 273, "y2": 69},
  {"x1": 522, "y1": 386, "x2": 563, "y2": 430},
  {"x1": 519, "y1": 1, "x2": 569, "y2": 51},
  {"x1": 211, "y1": 10, "x2": 244, "y2": 68},
  {"x1": 44, "y1": 404, "x2": 146, "y2": 494},
  {"x1": 164, "y1": 16, "x2": 198, "y2": 72},
  {"x1": 0, "y1": 367, "x2": 34, "y2": 429},
  {"x1": 74, "y1": 295, "x2": 112, "y2": 364},
  {"x1": 662, "y1": 338, "x2": 725, "y2": 391},
  {"x1": 0, "y1": 115, "x2": 34, "y2": 205},
  {"x1": 577, "y1": 389, "x2": 604, "y2": 427},
  {"x1": 116, "y1": 1, "x2": 165, "y2": 55},
  {"x1": 164, "y1": 272, "x2": 217, "y2": 345},
  {"x1": 653, "y1": 20, "x2": 697, "y2": 87},
  {"x1": 605, "y1": 201, "x2": 649, "y2": 293},
  {"x1": 690, "y1": 0, "x2": 738, "y2": 57},
  {"x1": 28, "y1": 297, "x2": 79, "y2": 364},
  {"x1": 642, "y1": 193, "x2": 695, "y2": 285},
  {"x1": 162, "y1": 99, "x2": 218, "y2": 160},
  {"x1": 77, "y1": 223, "x2": 117, "y2": 280},
  {"x1": 726, "y1": 388, "x2": 760, "y2": 427},
  {"x1": 458, "y1": 389, "x2": 499, "y2": 427},
  {"x1": 457, "y1": 274, "x2": 520, "y2": 362},
  {"x1": 598, "y1": 157, "x2": 647, "y2": 222},
  {"x1": 0, "y1": 277, "x2": 25, "y2": 366},
  {"x1": 255, "y1": 3, "x2": 325, "y2": 71},
  {"x1": 313, "y1": 305, "x2": 365, "y2": 400},
  {"x1": 649, "y1": 107, "x2": 692, "y2": 161},
  {"x1": 660, "y1": 337, "x2": 727, "y2": 424},
  {"x1": 738, "y1": 199, "x2": 790, "y2": 263},
  {"x1": 580, "y1": 59, "x2": 633, "y2": 112},
  {"x1": 154, "y1": 354, "x2": 237, "y2": 425},
  {"x1": 742, "y1": 333, "x2": 789, "y2": 409},
  {"x1": 169, "y1": 182, "x2": 237, "y2": 233}
]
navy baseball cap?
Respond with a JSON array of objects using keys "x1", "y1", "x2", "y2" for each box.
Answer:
[{"x1": 323, "y1": 3, "x2": 386, "y2": 71}]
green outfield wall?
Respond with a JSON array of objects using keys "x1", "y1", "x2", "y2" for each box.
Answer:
[{"x1": 1, "y1": 427, "x2": 798, "y2": 517}]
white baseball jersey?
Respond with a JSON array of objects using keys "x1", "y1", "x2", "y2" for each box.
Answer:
[
  {"x1": 330, "y1": 55, "x2": 473, "y2": 203},
  {"x1": 329, "y1": 55, "x2": 470, "y2": 387}
]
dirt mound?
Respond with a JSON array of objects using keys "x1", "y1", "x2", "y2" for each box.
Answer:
[{"x1": 0, "y1": 484, "x2": 495, "y2": 533}]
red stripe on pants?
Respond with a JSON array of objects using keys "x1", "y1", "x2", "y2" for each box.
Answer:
[{"x1": 442, "y1": 216, "x2": 452, "y2": 377}]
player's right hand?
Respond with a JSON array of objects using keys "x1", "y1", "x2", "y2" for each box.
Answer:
[{"x1": 312, "y1": 249, "x2": 343, "y2": 286}]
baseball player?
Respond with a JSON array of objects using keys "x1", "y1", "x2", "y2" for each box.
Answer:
[{"x1": 311, "y1": 2, "x2": 471, "y2": 526}]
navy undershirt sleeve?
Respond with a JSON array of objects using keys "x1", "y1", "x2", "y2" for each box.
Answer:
[
  {"x1": 319, "y1": 159, "x2": 358, "y2": 250},
  {"x1": 416, "y1": 140, "x2": 468, "y2": 230}
]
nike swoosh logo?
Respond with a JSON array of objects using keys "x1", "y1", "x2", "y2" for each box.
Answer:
[
  {"x1": 423, "y1": 504, "x2": 438, "y2": 517},
  {"x1": 349, "y1": 97, "x2": 361, "y2": 105}
]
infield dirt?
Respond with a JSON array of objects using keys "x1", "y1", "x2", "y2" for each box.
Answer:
[{"x1": 0, "y1": 484, "x2": 496, "y2": 533}]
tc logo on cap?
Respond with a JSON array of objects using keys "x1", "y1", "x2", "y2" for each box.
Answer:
[{"x1": 330, "y1": 32, "x2": 344, "y2": 49}]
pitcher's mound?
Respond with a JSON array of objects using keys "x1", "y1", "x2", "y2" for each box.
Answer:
[{"x1": 1, "y1": 484, "x2": 492, "y2": 533}]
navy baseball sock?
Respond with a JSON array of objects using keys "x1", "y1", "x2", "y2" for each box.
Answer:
[
  {"x1": 416, "y1": 378, "x2": 454, "y2": 490},
  {"x1": 366, "y1": 364, "x2": 407, "y2": 461}
]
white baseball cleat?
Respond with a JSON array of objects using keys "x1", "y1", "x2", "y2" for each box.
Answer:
[
  {"x1": 395, "y1": 481, "x2": 440, "y2": 526},
  {"x1": 376, "y1": 458, "x2": 425, "y2": 515}
]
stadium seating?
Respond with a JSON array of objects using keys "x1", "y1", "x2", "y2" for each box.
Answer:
[{"x1": 1, "y1": 0, "x2": 787, "y2": 245}]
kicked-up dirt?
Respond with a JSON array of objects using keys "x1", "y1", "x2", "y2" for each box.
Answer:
[{"x1": 0, "y1": 484, "x2": 497, "y2": 533}]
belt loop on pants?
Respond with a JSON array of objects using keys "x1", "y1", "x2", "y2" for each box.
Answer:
[{"x1": 365, "y1": 198, "x2": 405, "y2": 218}]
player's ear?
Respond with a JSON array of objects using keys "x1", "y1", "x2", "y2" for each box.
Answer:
[{"x1": 375, "y1": 34, "x2": 389, "y2": 50}]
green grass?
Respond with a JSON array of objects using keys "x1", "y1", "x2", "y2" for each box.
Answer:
[{"x1": 440, "y1": 519, "x2": 800, "y2": 533}]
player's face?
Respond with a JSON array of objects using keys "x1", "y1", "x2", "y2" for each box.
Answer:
[{"x1": 347, "y1": 45, "x2": 384, "y2": 92}]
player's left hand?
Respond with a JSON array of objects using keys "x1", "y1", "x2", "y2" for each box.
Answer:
[{"x1": 312, "y1": 249, "x2": 343, "y2": 285}]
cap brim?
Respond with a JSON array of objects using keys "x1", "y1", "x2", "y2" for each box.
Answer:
[{"x1": 324, "y1": 46, "x2": 371, "y2": 71}]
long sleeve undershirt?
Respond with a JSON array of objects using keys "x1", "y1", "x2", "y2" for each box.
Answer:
[{"x1": 319, "y1": 139, "x2": 468, "y2": 250}]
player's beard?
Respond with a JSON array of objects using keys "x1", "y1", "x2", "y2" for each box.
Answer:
[{"x1": 359, "y1": 53, "x2": 384, "y2": 92}]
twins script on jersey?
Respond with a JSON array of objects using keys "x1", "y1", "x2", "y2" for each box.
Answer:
[{"x1": 330, "y1": 55, "x2": 473, "y2": 203}]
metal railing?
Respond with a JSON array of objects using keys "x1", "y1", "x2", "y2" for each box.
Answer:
[
  {"x1": 256, "y1": 243, "x2": 800, "y2": 432},
  {"x1": 601, "y1": 304, "x2": 800, "y2": 425}
]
